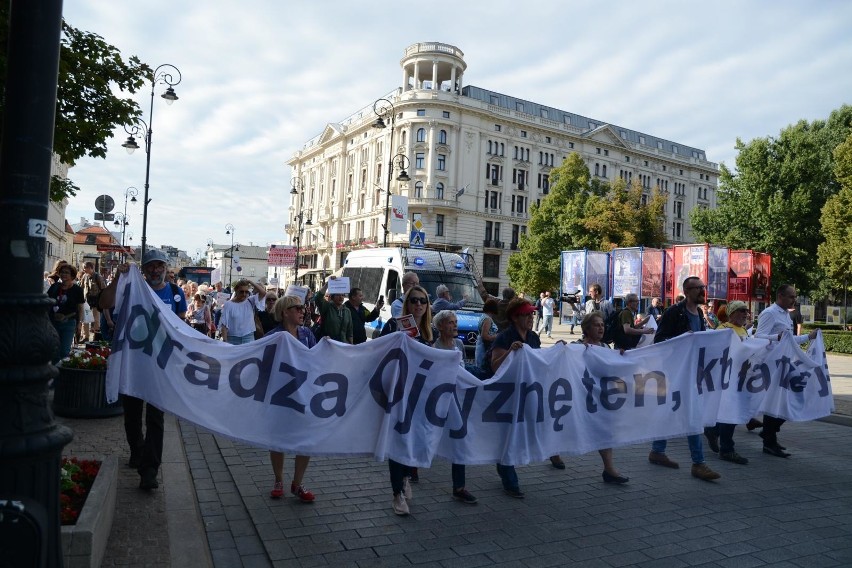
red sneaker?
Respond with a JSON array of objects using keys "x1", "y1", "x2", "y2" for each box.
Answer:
[
  {"x1": 270, "y1": 481, "x2": 284, "y2": 499},
  {"x1": 291, "y1": 482, "x2": 315, "y2": 502}
]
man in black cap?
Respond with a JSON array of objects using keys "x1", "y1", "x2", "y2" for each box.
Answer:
[{"x1": 100, "y1": 250, "x2": 187, "y2": 490}]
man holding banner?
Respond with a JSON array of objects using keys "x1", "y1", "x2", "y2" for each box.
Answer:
[
  {"x1": 648, "y1": 276, "x2": 721, "y2": 481},
  {"x1": 755, "y1": 284, "x2": 819, "y2": 457}
]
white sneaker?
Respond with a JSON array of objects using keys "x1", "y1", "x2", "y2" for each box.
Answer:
[
  {"x1": 403, "y1": 477, "x2": 413, "y2": 502},
  {"x1": 392, "y1": 493, "x2": 409, "y2": 515}
]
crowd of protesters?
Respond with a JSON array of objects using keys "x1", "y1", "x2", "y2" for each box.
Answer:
[{"x1": 47, "y1": 255, "x2": 819, "y2": 516}]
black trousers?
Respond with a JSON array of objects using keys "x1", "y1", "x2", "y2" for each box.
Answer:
[
  {"x1": 122, "y1": 395, "x2": 164, "y2": 473},
  {"x1": 761, "y1": 415, "x2": 786, "y2": 446}
]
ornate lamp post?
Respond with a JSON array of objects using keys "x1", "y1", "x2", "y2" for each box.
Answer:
[
  {"x1": 113, "y1": 213, "x2": 130, "y2": 261},
  {"x1": 225, "y1": 223, "x2": 236, "y2": 288},
  {"x1": 121, "y1": 64, "x2": 182, "y2": 258},
  {"x1": 0, "y1": 2, "x2": 72, "y2": 565},
  {"x1": 290, "y1": 178, "x2": 312, "y2": 283},
  {"x1": 372, "y1": 98, "x2": 400, "y2": 247}
]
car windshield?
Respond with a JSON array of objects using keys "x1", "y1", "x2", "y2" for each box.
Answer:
[{"x1": 416, "y1": 272, "x2": 482, "y2": 311}]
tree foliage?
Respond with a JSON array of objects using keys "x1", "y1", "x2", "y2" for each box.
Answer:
[
  {"x1": 690, "y1": 105, "x2": 852, "y2": 294},
  {"x1": 817, "y1": 134, "x2": 852, "y2": 287},
  {"x1": 507, "y1": 153, "x2": 667, "y2": 294},
  {"x1": 0, "y1": 4, "x2": 149, "y2": 201}
]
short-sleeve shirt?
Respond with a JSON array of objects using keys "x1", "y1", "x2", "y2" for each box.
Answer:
[
  {"x1": 48, "y1": 283, "x2": 85, "y2": 317},
  {"x1": 492, "y1": 325, "x2": 541, "y2": 353},
  {"x1": 153, "y1": 283, "x2": 188, "y2": 315},
  {"x1": 619, "y1": 309, "x2": 636, "y2": 329}
]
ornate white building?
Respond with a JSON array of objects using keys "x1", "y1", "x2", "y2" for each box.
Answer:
[{"x1": 287, "y1": 42, "x2": 718, "y2": 295}]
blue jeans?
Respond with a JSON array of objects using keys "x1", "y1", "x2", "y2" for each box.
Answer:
[
  {"x1": 651, "y1": 434, "x2": 705, "y2": 464},
  {"x1": 226, "y1": 332, "x2": 254, "y2": 345},
  {"x1": 542, "y1": 315, "x2": 553, "y2": 335},
  {"x1": 52, "y1": 319, "x2": 77, "y2": 363},
  {"x1": 496, "y1": 463, "x2": 520, "y2": 490}
]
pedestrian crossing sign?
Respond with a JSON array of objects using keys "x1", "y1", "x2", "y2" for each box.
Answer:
[{"x1": 410, "y1": 231, "x2": 425, "y2": 248}]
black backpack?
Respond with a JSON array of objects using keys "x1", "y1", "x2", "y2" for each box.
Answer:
[{"x1": 601, "y1": 307, "x2": 621, "y2": 345}]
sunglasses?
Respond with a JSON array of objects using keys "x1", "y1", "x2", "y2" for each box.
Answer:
[{"x1": 407, "y1": 297, "x2": 429, "y2": 305}]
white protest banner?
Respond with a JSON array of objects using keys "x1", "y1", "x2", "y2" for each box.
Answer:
[
  {"x1": 328, "y1": 276, "x2": 351, "y2": 295},
  {"x1": 636, "y1": 315, "x2": 657, "y2": 349},
  {"x1": 107, "y1": 267, "x2": 833, "y2": 467},
  {"x1": 284, "y1": 284, "x2": 308, "y2": 303}
]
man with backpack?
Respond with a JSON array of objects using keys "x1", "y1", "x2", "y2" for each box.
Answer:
[
  {"x1": 647, "y1": 276, "x2": 721, "y2": 482},
  {"x1": 100, "y1": 250, "x2": 187, "y2": 490}
]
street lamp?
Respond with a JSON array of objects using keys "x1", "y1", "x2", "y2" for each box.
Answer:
[
  {"x1": 290, "y1": 178, "x2": 312, "y2": 283},
  {"x1": 225, "y1": 223, "x2": 236, "y2": 288},
  {"x1": 372, "y1": 97, "x2": 399, "y2": 247},
  {"x1": 118, "y1": 186, "x2": 137, "y2": 260},
  {"x1": 121, "y1": 63, "x2": 182, "y2": 258}
]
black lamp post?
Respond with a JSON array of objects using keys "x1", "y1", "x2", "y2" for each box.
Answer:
[
  {"x1": 290, "y1": 178, "x2": 313, "y2": 283},
  {"x1": 372, "y1": 98, "x2": 400, "y2": 247},
  {"x1": 120, "y1": 186, "x2": 138, "y2": 258},
  {"x1": 121, "y1": 64, "x2": 182, "y2": 258},
  {"x1": 225, "y1": 224, "x2": 236, "y2": 288},
  {"x1": 0, "y1": 2, "x2": 72, "y2": 565}
]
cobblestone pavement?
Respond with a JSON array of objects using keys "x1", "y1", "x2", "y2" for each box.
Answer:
[{"x1": 57, "y1": 331, "x2": 852, "y2": 567}]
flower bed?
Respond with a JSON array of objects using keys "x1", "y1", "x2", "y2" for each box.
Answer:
[
  {"x1": 61, "y1": 458, "x2": 100, "y2": 525},
  {"x1": 61, "y1": 455, "x2": 118, "y2": 568},
  {"x1": 53, "y1": 344, "x2": 123, "y2": 418}
]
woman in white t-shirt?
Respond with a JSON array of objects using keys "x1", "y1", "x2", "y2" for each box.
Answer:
[{"x1": 219, "y1": 279, "x2": 258, "y2": 344}]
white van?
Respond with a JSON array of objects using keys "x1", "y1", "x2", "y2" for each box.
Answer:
[{"x1": 340, "y1": 247, "x2": 484, "y2": 354}]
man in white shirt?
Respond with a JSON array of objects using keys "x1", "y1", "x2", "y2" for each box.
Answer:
[
  {"x1": 540, "y1": 291, "x2": 555, "y2": 338},
  {"x1": 755, "y1": 284, "x2": 818, "y2": 457}
]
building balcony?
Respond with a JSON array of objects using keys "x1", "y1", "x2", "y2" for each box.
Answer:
[{"x1": 483, "y1": 240, "x2": 504, "y2": 249}]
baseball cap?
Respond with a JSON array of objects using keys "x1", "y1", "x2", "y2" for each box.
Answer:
[{"x1": 142, "y1": 249, "x2": 170, "y2": 266}]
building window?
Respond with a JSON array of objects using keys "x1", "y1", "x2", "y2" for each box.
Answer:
[
  {"x1": 415, "y1": 153, "x2": 425, "y2": 169},
  {"x1": 414, "y1": 181, "x2": 423, "y2": 198},
  {"x1": 487, "y1": 140, "x2": 493, "y2": 154},
  {"x1": 416, "y1": 128, "x2": 426, "y2": 143},
  {"x1": 442, "y1": 111, "x2": 450, "y2": 118},
  {"x1": 516, "y1": 102, "x2": 524, "y2": 112},
  {"x1": 639, "y1": 136, "x2": 645, "y2": 144},
  {"x1": 545, "y1": 136, "x2": 551, "y2": 143},
  {"x1": 436, "y1": 182, "x2": 444, "y2": 199},
  {"x1": 602, "y1": 165, "x2": 607, "y2": 178},
  {"x1": 494, "y1": 124, "x2": 502, "y2": 132},
  {"x1": 437, "y1": 154, "x2": 446, "y2": 171},
  {"x1": 596, "y1": 147, "x2": 601, "y2": 155},
  {"x1": 490, "y1": 95, "x2": 499, "y2": 105},
  {"x1": 672, "y1": 145, "x2": 678, "y2": 154},
  {"x1": 438, "y1": 129, "x2": 447, "y2": 144},
  {"x1": 568, "y1": 142, "x2": 574, "y2": 149},
  {"x1": 604, "y1": 149, "x2": 609, "y2": 157},
  {"x1": 657, "y1": 141, "x2": 663, "y2": 149},
  {"x1": 485, "y1": 221, "x2": 493, "y2": 242},
  {"x1": 520, "y1": 130, "x2": 527, "y2": 138},
  {"x1": 416, "y1": 109, "x2": 425, "y2": 116},
  {"x1": 436, "y1": 214, "x2": 444, "y2": 236},
  {"x1": 540, "y1": 108, "x2": 549, "y2": 118},
  {"x1": 595, "y1": 163, "x2": 600, "y2": 176},
  {"x1": 625, "y1": 156, "x2": 631, "y2": 163},
  {"x1": 512, "y1": 224, "x2": 520, "y2": 247},
  {"x1": 483, "y1": 254, "x2": 500, "y2": 277}
]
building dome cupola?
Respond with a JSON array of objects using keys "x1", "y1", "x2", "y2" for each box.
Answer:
[{"x1": 400, "y1": 42, "x2": 467, "y2": 93}]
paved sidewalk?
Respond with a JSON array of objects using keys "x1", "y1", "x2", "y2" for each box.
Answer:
[{"x1": 56, "y1": 326, "x2": 852, "y2": 567}]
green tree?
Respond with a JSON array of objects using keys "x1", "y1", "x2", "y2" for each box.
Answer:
[
  {"x1": 691, "y1": 105, "x2": 852, "y2": 293},
  {"x1": 817, "y1": 134, "x2": 852, "y2": 293},
  {"x1": 0, "y1": 4, "x2": 149, "y2": 201},
  {"x1": 507, "y1": 153, "x2": 667, "y2": 294}
]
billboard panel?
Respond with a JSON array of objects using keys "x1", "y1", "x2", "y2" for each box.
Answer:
[
  {"x1": 707, "y1": 246, "x2": 729, "y2": 300},
  {"x1": 612, "y1": 248, "x2": 642, "y2": 297}
]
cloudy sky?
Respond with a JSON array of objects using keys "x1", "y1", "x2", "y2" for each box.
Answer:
[{"x1": 62, "y1": 0, "x2": 852, "y2": 259}]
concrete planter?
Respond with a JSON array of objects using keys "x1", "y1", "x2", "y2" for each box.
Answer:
[
  {"x1": 61, "y1": 455, "x2": 118, "y2": 568},
  {"x1": 53, "y1": 367, "x2": 123, "y2": 418}
]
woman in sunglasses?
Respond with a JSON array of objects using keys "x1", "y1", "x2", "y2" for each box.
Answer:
[
  {"x1": 219, "y1": 279, "x2": 259, "y2": 345},
  {"x1": 264, "y1": 296, "x2": 317, "y2": 502},
  {"x1": 379, "y1": 285, "x2": 433, "y2": 515}
]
